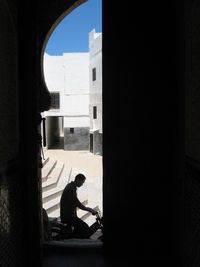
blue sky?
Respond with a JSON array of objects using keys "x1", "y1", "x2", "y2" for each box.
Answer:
[{"x1": 45, "y1": 0, "x2": 102, "y2": 55}]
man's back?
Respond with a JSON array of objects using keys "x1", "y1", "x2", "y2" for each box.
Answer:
[{"x1": 60, "y1": 181, "x2": 77, "y2": 223}]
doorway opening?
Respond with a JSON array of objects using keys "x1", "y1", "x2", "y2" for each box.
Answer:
[
  {"x1": 44, "y1": 116, "x2": 64, "y2": 149},
  {"x1": 40, "y1": 0, "x2": 103, "y2": 245}
]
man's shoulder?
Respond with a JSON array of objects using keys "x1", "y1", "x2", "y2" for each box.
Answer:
[{"x1": 65, "y1": 181, "x2": 76, "y2": 191}]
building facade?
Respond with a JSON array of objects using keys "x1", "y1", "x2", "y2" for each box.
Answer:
[
  {"x1": 89, "y1": 29, "x2": 102, "y2": 155},
  {"x1": 42, "y1": 29, "x2": 102, "y2": 153}
]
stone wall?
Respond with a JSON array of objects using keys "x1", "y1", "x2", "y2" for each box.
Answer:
[
  {"x1": 0, "y1": 0, "x2": 18, "y2": 162},
  {"x1": 64, "y1": 127, "x2": 89, "y2": 150}
]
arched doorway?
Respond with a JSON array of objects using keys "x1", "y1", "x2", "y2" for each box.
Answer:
[{"x1": 39, "y1": 0, "x2": 103, "y2": 250}]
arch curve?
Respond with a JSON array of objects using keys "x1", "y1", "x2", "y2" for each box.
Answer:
[{"x1": 37, "y1": 0, "x2": 87, "y2": 112}]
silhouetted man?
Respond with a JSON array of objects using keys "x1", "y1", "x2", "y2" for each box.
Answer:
[{"x1": 60, "y1": 173, "x2": 99, "y2": 238}]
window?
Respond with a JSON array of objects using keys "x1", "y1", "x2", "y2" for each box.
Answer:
[
  {"x1": 50, "y1": 92, "x2": 60, "y2": 109},
  {"x1": 92, "y1": 67, "x2": 96, "y2": 81},
  {"x1": 70, "y1": 128, "x2": 74, "y2": 134},
  {"x1": 93, "y1": 106, "x2": 97, "y2": 119}
]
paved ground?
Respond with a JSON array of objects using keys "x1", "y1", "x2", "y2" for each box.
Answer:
[
  {"x1": 43, "y1": 149, "x2": 103, "y2": 216},
  {"x1": 43, "y1": 149, "x2": 102, "y2": 178}
]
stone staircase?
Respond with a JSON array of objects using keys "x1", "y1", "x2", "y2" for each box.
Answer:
[{"x1": 41, "y1": 157, "x2": 99, "y2": 225}]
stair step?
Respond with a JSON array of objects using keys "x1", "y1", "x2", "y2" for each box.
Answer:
[
  {"x1": 45, "y1": 161, "x2": 64, "y2": 186},
  {"x1": 77, "y1": 205, "x2": 99, "y2": 221},
  {"x1": 42, "y1": 159, "x2": 57, "y2": 181},
  {"x1": 42, "y1": 185, "x2": 65, "y2": 204},
  {"x1": 47, "y1": 161, "x2": 64, "y2": 179},
  {"x1": 43, "y1": 195, "x2": 61, "y2": 213},
  {"x1": 42, "y1": 157, "x2": 49, "y2": 167},
  {"x1": 42, "y1": 183, "x2": 64, "y2": 199},
  {"x1": 42, "y1": 165, "x2": 70, "y2": 192},
  {"x1": 45, "y1": 199, "x2": 88, "y2": 219},
  {"x1": 42, "y1": 178, "x2": 58, "y2": 191},
  {"x1": 48, "y1": 209, "x2": 60, "y2": 219}
]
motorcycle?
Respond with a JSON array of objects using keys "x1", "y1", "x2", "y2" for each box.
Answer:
[{"x1": 47, "y1": 210, "x2": 103, "y2": 241}]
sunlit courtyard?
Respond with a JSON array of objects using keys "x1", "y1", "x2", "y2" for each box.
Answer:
[{"x1": 42, "y1": 149, "x2": 103, "y2": 225}]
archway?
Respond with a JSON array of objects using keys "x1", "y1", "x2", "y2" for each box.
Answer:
[{"x1": 39, "y1": 0, "x2": 103, "y2": 248}]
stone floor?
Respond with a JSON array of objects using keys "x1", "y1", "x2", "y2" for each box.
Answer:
[
  {"x1": 43, "y1": 252, "x2": 106, "y2": 267},
  {"x1": 43, "y1": 249, "x2": 130, "y2": 267}
]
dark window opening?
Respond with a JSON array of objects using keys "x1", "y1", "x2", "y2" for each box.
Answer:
[
  {"x1": 92, "y1": 67, "x2": 96, "y2": 81},
  {"x1": 70, "y1": 128, "x2": 74, "y2": 134},
  {"x1": 90, "y1": 134, "x2": 93, "y2": 152},
  {"x1": 93, "y1": 106, "x2": 97, "y2": 119},
  {"x1": 50, "y1": 92, "x2": 60, "y2": 109}
]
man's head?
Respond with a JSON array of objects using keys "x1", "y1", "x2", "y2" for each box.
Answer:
[{"x1": 74, "y1": 173, "x2": 86, "y2": 187}]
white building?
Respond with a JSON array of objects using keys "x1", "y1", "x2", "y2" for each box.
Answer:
[
  {"x1": 89, "y1": 29, "x2": 102, "y2": 154},
  {"x1": 42, "y1": 29, "x2": 102, "y2": 153}
]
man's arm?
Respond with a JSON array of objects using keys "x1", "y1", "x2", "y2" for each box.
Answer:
[{"x1": 75, "y1": 197, "x2": 98, "y2": 215}]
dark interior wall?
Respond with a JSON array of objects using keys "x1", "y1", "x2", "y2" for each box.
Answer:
[
  {"x1": 18, "y1": 4, "x2": 42, "y2": 267},
  {"x1": 103, "y1": 1, "x2": 182, "y2": 266},
  {"x1": 186, "y1": 0, "x2": 200, "y2": 161},
  {"x1": 0, "y1": 0, "x2": 42, "y2": 266},
  {"x1": 184, "y1": 0, "x2": 200, "y2": 265},
  {"x1": 20, "y1": 0, "x2": 184, "y2": 265},
  {"x1": 0, "y1": 1, "x2": 26, "y2": 267},
  {"x1": 0, "y1": 0, "x2": 18, "y2": 162},
  {"x1": 0, "y1": 0, "x2": 192, "y2": 266}
]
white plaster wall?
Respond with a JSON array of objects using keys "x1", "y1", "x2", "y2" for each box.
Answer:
[
  {"x1": 89, "y1": 29, "x2": 102, "y2": 133},
  {"x1": 62, "y1": 53, "x2": 89, "y2": 95},
  {"x1": 43, "y1": 52, "x2": 89, "y2": 119},
  {"x1": 43, "y1": 54, "x2": 64, "y2": 92},
  {"x1": 61, "y1": 95, "x2": 89, "y2": 116},
  {"x1": 89, "y1": 30, "x2": 102, "y2": 94},
  {"x1": 64, "y1": 116, "x2": 89, "y2": 127},
  {"x1": 43, "y1": 32, "x2": 102, "y2": 134}
]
